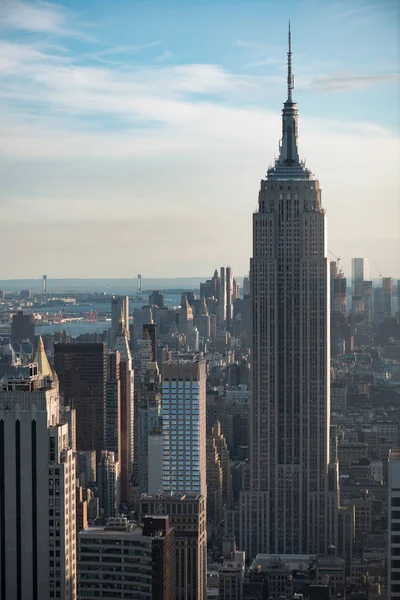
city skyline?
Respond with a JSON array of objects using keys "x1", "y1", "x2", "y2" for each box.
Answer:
[{"x1": 0, "y1": 0, "x2": 399, "y2": 279}]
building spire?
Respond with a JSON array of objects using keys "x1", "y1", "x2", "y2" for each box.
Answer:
[{"x1": 287, "y1": 21, "x2": 294, "y2": 102}]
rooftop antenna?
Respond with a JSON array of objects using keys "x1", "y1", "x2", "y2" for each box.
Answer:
[{"x1": 287, "y1": 21, "x2": 294, "y2": 101}]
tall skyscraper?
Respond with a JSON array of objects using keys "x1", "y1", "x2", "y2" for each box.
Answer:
[
  {"x1": 382, "y1": 276, "x2": 393, "y2": 316},
  {"x1": 162, "y1": 360, "x2": 207, "y2": 496},
  {"x1": 242, "y1": 26, "x2": 332, "y2": 557},
  {"x1": 351, "y1": 258, "x2": 369, "y2": 296},
  {"x1": 54, "y1": 343, "x2": 107, "y2": 458},
  {"x1": 111, "y1": 295, "x2": 129, "y2": 343},
  {"x1": 11, "y1": 310, "x2": 35, "y2": 344},
  {"x1": 220, "y1": 267, "x2": 227, "y2": 323},
  {"x1": 43, "y1": 274, "x2": 48, "y2": 294},
  {"x1": 105, "y1": 350, "x2": 121, "y2": 460},
  {"x1": 114, "y1": 315, "x2": 134, "y2": 507},
  {"x1": 0, "y1": 366, "x2": 76, "y2": 600}
]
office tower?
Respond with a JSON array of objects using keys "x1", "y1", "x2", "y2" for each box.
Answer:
[
  {"x1": 362, "y1": 280, "x2": 373, "y2": 322},
  {"x1": 78, "y1": 516, "x2": 175, "y2": 600},
  {"x1": 212, "y1": 421, "x2": 232, "y2": 509},
  {"x1": 207, "y1": 435, "x2": 224, "y2": 531},
  {"x1": 63, "y1": 406, "x2": 77, "y2": 452},
  {"x1": 97, "y1": 450, "x2": 120, "y2": 518},
  {"x1": 243, "y1": 274, "x2": 250, "y2": 298},
  {"x1": 191, "y1": 326, "x2": 199, "y2": 351},
  {"x1": 76, "y1": 485, "x2": 88, "y2": 535},
  {"x1": 200, "y1": 269, "x2": 220, "y2": 299},
  {"x1": 43, "y1": 274, "x2": 48, "y2": 294},
  {"x1": 388, "y1": 449, "x2": 400, "y2": 599},
  {"x1": 111, "y1": 295, "x2": 129, "y2": 343},
  {"x1": 179, "y1": 296, "x2": 194, "y2": 341},
  {"x1": 149, "y1": 290, "x2": 165, "y2": 308},
  {"x1": 330, "y1": 265, "x2": 347, "y2": 314},
  {"x1": 220, "y1": 267, "x2": 227, "y2": 323},
  {"x1": 48, "y1": 422, "x2": 77, "y2": 600},
  {"x1": 196, "y1": 297, "x2": 211, "y2": 339},
  {"x1": 140, "y1": 493, "x2": 206, "y2": 600},
  {"x1": 139, "y1": 362, "x2": 162, "y2": 493},
  {"x1": 137, "y1": 273, "x2": 142, "y2": 294},
  {"x1": 243, "y1": 27, "x2": 331, "y2": 557},
  {"x1": 218, "y1": 551, "x2": 245, "y2": 600},
  {"x1": 105, "y1": 350, "x2": 121, "y2": 459},
  {"x1": 373, "y1": 287, "x2": 385, "y2": 325},
  {"x1": 114, "y1": 315, "x2": 134, "y2": 507},
  {"x1": 0, "y1": 290, "x2": 4, "y2": 301},
  {"x1": 226, "y1": 266, "x2": 233, "y2": 330},
  {"x1": 143, "y1": 322, "x2": 157, "y2": 361},
  {"x1": 383, "y1": 276, "x2": 393, "y2": 316},
  {"x1": 352, "y1": 258, "x2": 369, "y2": 296},
  {"x1": 54, "y1": 343, "x2": 107, "y2": 458},
  {"x1": 162, "y1": 360, "x2": 207, "y2": 496},
  {"x1": 20, "y1": 288, "x2": 31, "y2": 299},
  {"x1": 0, "y1": 367, "x2": 76, "y2": 600},
  {"x1": 11, "y1": 309, "x2": 35, "y2": 344},
  {"x1": 76, "y1": 450, "x2": 96, "y2": 487},
  {"x1": 132, "y1": 306, "x2": 153, "y2": 347}
]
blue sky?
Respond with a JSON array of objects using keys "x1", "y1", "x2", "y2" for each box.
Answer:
[{"x1": 0, "y1": 0, "x2": 399, "y2": 279}]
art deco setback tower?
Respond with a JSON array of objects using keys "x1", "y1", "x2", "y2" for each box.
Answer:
[{"x1": 242, "y1": 27, "x2": 331, "y2": 557}]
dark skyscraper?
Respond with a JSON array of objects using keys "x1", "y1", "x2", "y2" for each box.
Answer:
[
  {"x1": 54, "y1": 343, "x2": 107, "y2": 458},
  {"x1": 11, "y1": 310, "x2": 35, "y2": 344},
  {"x1": 241, "y1": 26, "x2": 332, "y2": 557}
]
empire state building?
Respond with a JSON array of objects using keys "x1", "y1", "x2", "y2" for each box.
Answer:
[{"x1": 240, "y1": 27, "x2": 333, "y2": 557}]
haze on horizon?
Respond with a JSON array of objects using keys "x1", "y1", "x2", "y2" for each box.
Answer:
[{"x1": 0, "y1": 0, "x2": 399, "y2": 280}]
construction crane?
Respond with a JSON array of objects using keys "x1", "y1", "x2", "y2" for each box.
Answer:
[{"x1": 328, "y1": 250, "x2": 343, "y2": 275}]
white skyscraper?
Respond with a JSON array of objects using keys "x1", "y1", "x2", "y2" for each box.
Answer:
[
  {"x1": 0, "y1": 365, "x2": 76, "y2": 599},
  {"x1": 162, "y1": 360, "x2": 207, "y2": 496},
  {"x1": 241, "y1": 26, "x2": 331, "y2": 558}
]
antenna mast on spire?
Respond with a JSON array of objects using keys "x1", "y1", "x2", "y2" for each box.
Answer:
[{"x1": 287, "y1": 21, "x2": 294, "y2": 101}]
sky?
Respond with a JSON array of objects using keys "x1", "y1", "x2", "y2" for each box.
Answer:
[{"x1": 0, "y1": 0, "x2": 399, "y2": 280}]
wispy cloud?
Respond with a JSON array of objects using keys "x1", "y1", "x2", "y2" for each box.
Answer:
[
  {"x1": 309, "y1": 72, "x2": 400, "y2": 92},
  {"x1": 0, "y1": 0, "x2": 95, "y2": 40}
]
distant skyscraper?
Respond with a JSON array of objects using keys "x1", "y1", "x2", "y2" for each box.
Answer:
[
  {"x1": 226, "y1": 266, "x2": 233, "y2": 330},
  {"x1": 43, "y1": 274, "x2": 48, "y2": 294},
  {"x1": 0, "y1": 368, "x2": 76, "y2": 600},
  {"x1": 54, "y1": 343, "x2": 107, "y2": 458},
  {"x1": 111, "y1": 295, "x2": 129, "y2": 343},
  {"x1": 352, "y1": 258, "x2": 369, "y2": 296},
  {"x1": 382, "y1": 276, "x2": 393, "y2": 316},
  {"x1": 220, "y1": 267, "x2": 227, "y2": 323},
  {"x1": 243, "y1": 274, "x2": 250, "y2": 298},
  {"x1": 179, "y1": 297, "x2": 194, "y2": 342},
  {"x1": 162, "y1": 360, "x2": 207, "y2": 496},
  {"x1": 242, "y1": 26, "x2": 332, "y2": 557},
  {"x1": 137, "y1": 273, "x2": 142, "y2": 294},
  {"x1": 11, "y1": 310, "x2": 35, "y2": 344}
]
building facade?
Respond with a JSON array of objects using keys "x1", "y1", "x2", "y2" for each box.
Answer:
[
  {"x1": 54, "y1": 343, "x2": 107, "y2": 459},
  {"x1": 0, "y1": 368, "x2": 76, "y2": 600},
  {"x1": 241, "y1": 27, "x2": 331, "y2": 557},
  {"x1": 162, "y1": 360, "x2": 207, "y2": 496},
  {"x1": 78, "y1": 516, "x2": 175, "y2": 599}
]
